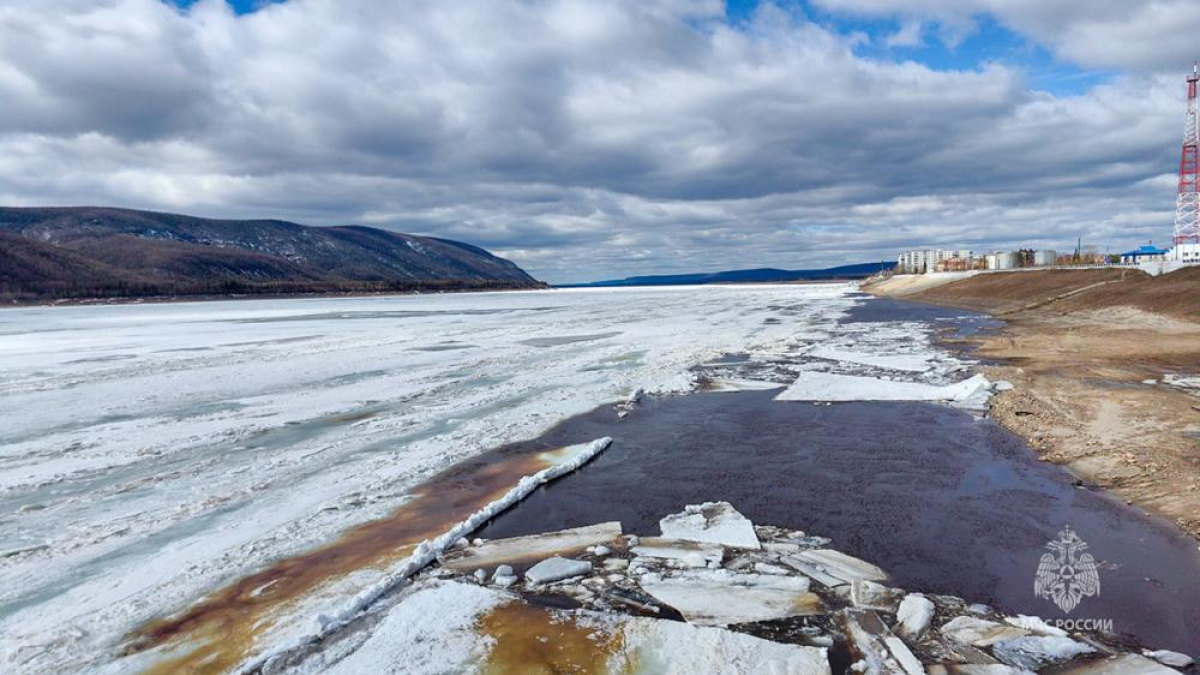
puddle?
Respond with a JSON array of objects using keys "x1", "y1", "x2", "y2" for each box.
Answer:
[
  {"x1": 476, "y1": 391, "x2": 1200, "y2": 655},
  {"x1": 123, "y1": 445, "x2": 588, "y2": 674}
]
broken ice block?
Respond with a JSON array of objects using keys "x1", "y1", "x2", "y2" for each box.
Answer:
[
  {"x1": 1050, "y1": 654, "x2": 1181, "y2": 675},
  {"x1": 940, "y1": 616, "x2": 1029, "y2": 648},
  {"x1": 638, "y1": 569, "x2": 821, "y2": 626},
  {"x1": 524, "y1": 557, "x2": 592, "y2": 585},
  {"x1": 783, "y1": 549, "x2": 888, "y2": 587},
  {"x1": 630, "y1": 537, "x2": 724, "y2": 567},
  {"x1": 440, "y1": 522, "x2": 621, "y2": 571},
  {"x1": 896, "y1": 594, "x2": 934, "y2": 640},
  {"x1": 658, "y1": 502, "x2": 760, "y2": 550}
]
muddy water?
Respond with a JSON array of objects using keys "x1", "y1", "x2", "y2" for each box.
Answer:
[
  {"x1": 125, "y1": 446, "x2": 581, "y2": 674},
  {"x1": 477, "y1": 391, "x2": 1200, "y2": 655}
]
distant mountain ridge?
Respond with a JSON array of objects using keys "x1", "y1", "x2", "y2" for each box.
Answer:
[
  {"x1": 0, "y1": 206, "x2": 542, "y2": 302},
  {"x1": 568, "y1": 262, "x2": 895, "y2": 287}
]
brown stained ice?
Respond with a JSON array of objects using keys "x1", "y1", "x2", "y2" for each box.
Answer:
[
  {"x1": 124, "y1": 446, "x2": 585, "y2": 675},
  {"x1": 477, "y1": 599, "x2": 630, "y2": 675},
  {"x1": 441, "y1": 522, "x2": 623, "y2": 572}
]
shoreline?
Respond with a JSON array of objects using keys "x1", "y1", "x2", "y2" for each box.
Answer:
[
  {"x1": 0, "y1": 282, "x2": 550, "y2": 309},
  {"x1": 0, "y1": 278, "x2": 870, "y2": 309},
  {"x1": 866, "y1": 270, "x2": 1200, "y2": 541}
]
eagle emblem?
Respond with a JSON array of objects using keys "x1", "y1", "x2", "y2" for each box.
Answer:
[{"x1": 1034, "y1": 526, "x2": 1100, "y2": 614}]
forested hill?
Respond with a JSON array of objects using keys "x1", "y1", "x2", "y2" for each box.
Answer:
[{"x1": 0, "y1": 206, "x2": 542, "y2": 302}]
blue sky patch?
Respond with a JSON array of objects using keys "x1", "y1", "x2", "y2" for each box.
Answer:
[
  {"x1": 166, "y1": 0, "x2": 283, "y2": 15},
  {"x1": 726, "y1": 0, "x2": 1111, "y2": 96}
]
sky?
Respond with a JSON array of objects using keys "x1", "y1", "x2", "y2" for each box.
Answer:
[{"x1": 1, "y1": 1, "x2": 1197, "y2": 283}]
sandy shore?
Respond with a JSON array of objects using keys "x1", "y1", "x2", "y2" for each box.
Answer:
[{"x1": 867, "y1": 269, "x2": 1200, "y2": 540}]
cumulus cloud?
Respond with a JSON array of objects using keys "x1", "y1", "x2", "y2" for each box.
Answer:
[{"x1": 0, "y1": 0, "x2": 1191, "y2": 282}]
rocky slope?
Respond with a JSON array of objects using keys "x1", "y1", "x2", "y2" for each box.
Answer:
[{"x1": 0, "y1": 206, "x2": 541, "y2": 302}]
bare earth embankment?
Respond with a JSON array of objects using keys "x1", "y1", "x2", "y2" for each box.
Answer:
[{"x1": 867, "y1": 267, "x2": 1200, "y2": 539}]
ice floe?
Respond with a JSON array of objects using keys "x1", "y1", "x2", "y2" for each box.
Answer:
[
  {"x1": 658, "y1": 501, "x2": 761, "y2": 550},
  {"x1": 775, "y1": 371, "x2": 993, "y2": 405},
  {"x1": 631, "y1": 537, "x2": 725, "y2": 567},
  {"x1": 782, "y1": 548, "x2": 890, "y2": 587},
  {"x1": 524, "y1": 556, "x2": 593, "y2": 585},
  {"x1": 638, "y1": 569, "x2": 822, "y2": 626},
  {"x1": 440, "y1": 521, "x2": 621, "y2": 571},
  {"x1": 896, "y1": 593, "x2": 935, "y2": 639},
  {"x1": 1053, "y1": 654, "x2": 1182, "y2": 675}
]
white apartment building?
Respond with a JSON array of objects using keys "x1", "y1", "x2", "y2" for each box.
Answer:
[{"x1": 896, "y1": 249, "x2": 973, "y2": 274}]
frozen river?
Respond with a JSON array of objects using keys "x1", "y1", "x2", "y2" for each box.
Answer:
[
  {"x1": 0, "y1": 284, "x2": 878, "y2": 673},
  {"x1": 5, "y1": 285, "x2": 1193, "y2": 673}
]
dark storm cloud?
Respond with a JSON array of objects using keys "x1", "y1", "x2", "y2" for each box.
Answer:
[{"x1": 0, "y1": 0, "x2": 1191, "y2": 282}]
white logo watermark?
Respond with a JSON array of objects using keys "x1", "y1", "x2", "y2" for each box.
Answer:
[{"x1": 1034, "y1": 526, "x2": 1101, "y2": 614}]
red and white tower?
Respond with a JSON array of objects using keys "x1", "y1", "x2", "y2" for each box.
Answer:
[{"x1": 1175, "y1": 63, "x2": 1200, "y2": 246}]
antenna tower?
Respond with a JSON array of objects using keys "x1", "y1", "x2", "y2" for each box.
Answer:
[{"x1": 1175, "y1": 63, "x2": 1200, "y2": 245}]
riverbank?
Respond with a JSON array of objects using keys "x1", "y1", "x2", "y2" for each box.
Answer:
[{"x1": 865, "y1": 268, "x2": 1200, "y2": 539}]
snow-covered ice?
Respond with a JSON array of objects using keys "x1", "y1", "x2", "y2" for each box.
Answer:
[
  {"x1": 631, "y1": 537, "x2": 725, "y2": 567},
  {"x1": 783, "y1": 548, "x2": 890, "y2": 588},
  {"x1": 776, "y1": 371, "x2": 992, "y2": 405},
  {"x1": 302, "y1": 580, "x2": 832, "y2": 675},
  {"x1": 441, "y1": 521, "x2": 621, "y2": 571},
  {"x1": 896, "y1": 593, "x2": 935, "y2": 639},
  {"x1": 0, "y1": 283, "x2": 987, "y2": 673},
  {"x1": 658, "y1": 501, "x2": 761, "y2": 550},
  {"x1": 523, "y1": 556, "x2": 593, "y2": 584},
  {"x1": 638, "y1": 569, "x2": 822, "y2": 626}
]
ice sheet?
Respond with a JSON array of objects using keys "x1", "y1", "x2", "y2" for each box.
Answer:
[
  {"x1": 0, "y1": 283, "x2": 981, "y2": 672},
  {"x1": 775, "y1": 371, "x2": 992, "y2": 404},
  {"x1": 638, "y1": 569, "x2": 822, "y2": 626}
]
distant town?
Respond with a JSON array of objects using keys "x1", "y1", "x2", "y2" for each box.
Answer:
[
  {"x1": 894, "y1": 240, "x2": 1200, "y2": 275},
  {"x1": 897, "y1": 62, "x2": 1199, "y2": 278}
]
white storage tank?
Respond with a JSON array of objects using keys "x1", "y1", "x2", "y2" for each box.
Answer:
[{"x1": 1034, "y1": 250, "x2": 1057, "y2": 266}]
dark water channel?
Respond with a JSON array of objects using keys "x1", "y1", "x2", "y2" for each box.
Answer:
[{"x1": 477, "y1": 390, "x2": 1200, "y2": 656}]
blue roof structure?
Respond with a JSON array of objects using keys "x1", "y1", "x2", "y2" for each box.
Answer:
[{"x1": 1119, "y1": 244, "x2": 1170, "y2": 258}]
